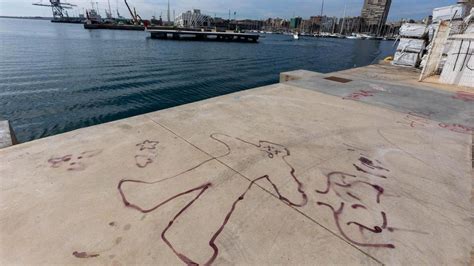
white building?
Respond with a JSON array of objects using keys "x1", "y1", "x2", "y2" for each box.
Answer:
[{"x1": 174, "y1": 9, "x2": 212, "y2": 28}]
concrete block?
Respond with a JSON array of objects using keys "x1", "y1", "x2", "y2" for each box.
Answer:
[
  {"x1": 399, "y1": 23, "x2": 427, "y2": 38},
  {"x1": 466, "y1": 22, "x2": 474, "y2": 34},
  {"x1": 433, "y1": 4, "x2": 470, "y2": 22},
  {"x1": 397, "y1": 38, "x2": 426, "y2": 53},
  {"x1": 393, "y1": 51, "x2": 420, "y2": 67},
  {"x1": 440, "y1": 35, "x2": 474, "y2": 87}
]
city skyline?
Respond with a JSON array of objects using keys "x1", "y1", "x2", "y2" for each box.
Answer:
[{"x1": 0, "y1": 0, "x2": 456, "y2": 21}]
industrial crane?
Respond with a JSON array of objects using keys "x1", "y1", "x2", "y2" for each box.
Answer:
[
  {"x1": 124, "y1": 0, "x2": 143, "y2": 25},
  {"x1": 32, "y1": 0, "x2": 77, "y2": 20}
]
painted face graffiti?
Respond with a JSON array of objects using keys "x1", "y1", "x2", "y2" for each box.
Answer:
[
  {"x1": 316, "y1": 156, "x2": 396, "y2": 249},
  {"x1": 259, "y1": 143, "x2": 288, "y2": 158}
]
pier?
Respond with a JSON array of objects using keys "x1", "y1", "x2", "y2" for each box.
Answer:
[
  {"x1": 84, "y1": 23, "x2": 146, "y2": 31},
  {"x1": 83, "y1": 24, "x2": 205, "y2": 32},
  {"x1": 0, "y1": 63, "x2": 472, "y2": 265},
  {"x1": 148, "y1": 29, "x2": 260, "y2": 42}
]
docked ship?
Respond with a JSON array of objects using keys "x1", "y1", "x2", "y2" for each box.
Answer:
[{"x1": 51, "y1": 15, "x2": 85, "y2": 24}]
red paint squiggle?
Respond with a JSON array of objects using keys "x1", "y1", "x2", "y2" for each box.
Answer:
[
  {"x1": 316, "y1": 172, "x2": 384, "y2": 203},
  {"x1": 317, "y1": 202, "x2": 395, "y2": 249},
  {"x1": 438, "y1": 123, "x2": 473, "y2": 134},
  {"x1": 343, "y1": 89, "x2": 378, "y2": 100},
  {"x1": 315, "y1": 166, "x2": 395, "y2": 249},
  {"x1": 452, "y1": 91, "x2": 474, "y2": 102},
  {"x1": 353, "y1": 164, "x2": 388, "y2": 179}
]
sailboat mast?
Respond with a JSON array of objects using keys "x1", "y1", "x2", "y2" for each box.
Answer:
[
  {"x1": 167, "y1": 0, "x2": 170, "y2": 23},
  {"x1": 340, "y1": 0, "x2": 347, "y2": 35},
  {"x1": 318, "y1": 0, "x2": 325, "y2": 34},
  {"x1": 320, "y1": 0, "x2": 324, "y2": 17}
]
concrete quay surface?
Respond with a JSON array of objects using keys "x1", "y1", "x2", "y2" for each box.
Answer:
[
  {"x1": 281, "y1": 65, "x2": 474, "y2": 129},
  {"x1": 0, "y1": 64, "x2": 472, "y2": 265}
]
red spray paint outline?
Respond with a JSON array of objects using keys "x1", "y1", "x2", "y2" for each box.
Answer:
[{"x1": 118, "y1": 133, "x2": 308, "y2": 265}]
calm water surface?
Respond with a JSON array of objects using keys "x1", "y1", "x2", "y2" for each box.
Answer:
[{"x1": 0, "y1": 18, "x2": 396, "y2": 142}]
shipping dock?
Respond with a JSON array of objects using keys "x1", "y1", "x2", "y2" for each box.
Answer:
[
  {"x1": 148, "y1": 29, "x2": 260, "y2": 42},
  {"x1": 84, "y1": 23, "x2": 144, "y2": 31},
  {"x1": 83, "y1": 24, "x2": 211, "y2": 32}
]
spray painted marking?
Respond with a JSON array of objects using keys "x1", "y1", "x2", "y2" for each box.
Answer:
[
  {"x1": 135, "y1": 140, "x2": 160, "y2": 168},
  {"x1": 397, "y1": 112, "x2": 432, "y2": 129},
  {"x1": 316, "y1": 155, "x2": 396, "y2": 249},
  {"x1": 452, "y1": 91, "x2": 474, "y2": 102},
  {"x1": 48, "y1": 150, "x2": 102, "y2": 171},
  {"x1": 343, "y1": 89, "x2": 379, "y2": 101},
  {"x1": 118, "y1": 134, "x2": 307, "y2": 265},
  {"x1": 439, "y1": 123, "x2": 473, "y2": 135}
]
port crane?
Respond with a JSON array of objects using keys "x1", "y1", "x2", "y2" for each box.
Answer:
[
  {"x1": 32, "y1": 0, "x2": 76, "y2": 20},
  {"x1": 124, "y1": 0, "x2": 143, "y2": 25}
]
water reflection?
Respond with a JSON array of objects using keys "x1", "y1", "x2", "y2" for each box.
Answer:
[{"x1": 0, "y1": 18, "x2": 396, "y2": 142}]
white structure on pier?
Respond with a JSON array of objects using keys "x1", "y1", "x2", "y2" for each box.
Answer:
[{"x1": 175, "y1": 9, "x2": 211, "y2": 28}]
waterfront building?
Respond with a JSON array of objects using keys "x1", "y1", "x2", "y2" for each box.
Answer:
[
  {"x1": 308, "y1": 16, "x2": 323, "y2": 33},
  {"x1": 384, "y1": 21, "x2": 402, "y2": 37},
  {"x1": 338, "y1": 16, "x2": 363, "y2": 35},
  {"x1": 361, "y1": 0, "x2": 392, "y2": 35},
  {"x1": 211, "y1": 17, "x2": 229, "y2": 30},
  {"x1": 264, "y1": 17, "x2": 287, "y2": 31},
  {"x1": 174, "y1": 9, "x2": 211, "y2": 28},
  {"x1": 321, "y1": 16, "x2": 338, "y2": 33},
  {"x1": 290, "y1": 17, "x2": 302, "y2": 29},
  {"x1": 231, "y1": 19, "x2": 264, "y2": 31}
]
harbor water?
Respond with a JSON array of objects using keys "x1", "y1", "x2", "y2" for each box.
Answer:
[{"x1": 0, "y1": 18, "x2": 396, "y2": 142}]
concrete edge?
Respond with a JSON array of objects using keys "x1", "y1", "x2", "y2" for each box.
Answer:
[
  {"x1": 9, "y1": 121, "x2": 18, "y2": 145},
  {"x1": 280, "y1": 70, "x2": 325, "y2": 83},
  {"x1": 0, "y1": 120, "x2": 18, "y2": 149},
  {"x1": 0, "y1": 83, "x2": 285, "y2": 151}
]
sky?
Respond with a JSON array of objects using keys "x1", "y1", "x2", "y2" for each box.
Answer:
[{"x1": 0, "y1": 0, "x2": 457, "y2": 21}]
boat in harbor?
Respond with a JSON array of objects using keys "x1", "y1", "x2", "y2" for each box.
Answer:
[
  {"x1": 51, "y1": 16, "x2": 85, "y2": 24},
  {"x1": 293, "y1": 33, "x2": 300, "y2": 40},
  {"x1": 346, "y1": 34, "x2": 364, "y2": 39},
  {"x1": 346, "y1": 35, "x2": 359, "y2": 39}
]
